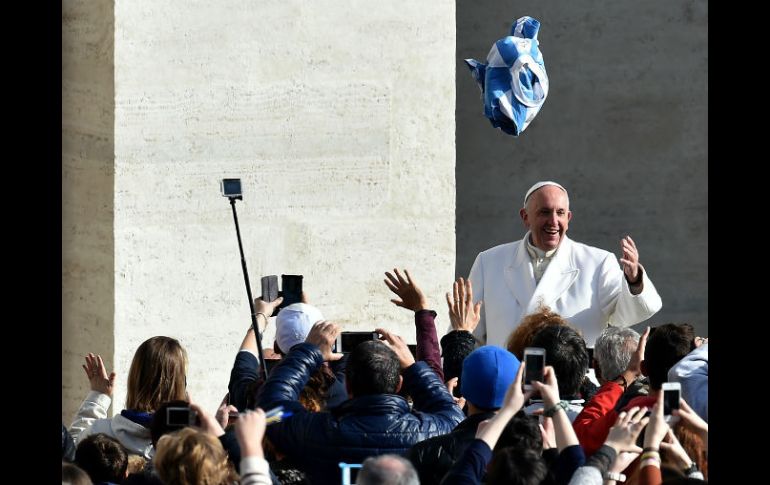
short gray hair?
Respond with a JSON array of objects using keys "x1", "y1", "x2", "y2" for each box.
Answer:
[
  {"x1": 357, "y1": 455, "x2": 419, "y2": 485},
  {"x1": 594, "y1": 327, "x2": 640, "y2": 380}
]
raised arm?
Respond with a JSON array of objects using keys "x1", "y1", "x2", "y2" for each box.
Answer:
[
  {"x1": 441, "y1": 277, "x2": 481, "y2": 384},
  {"x1": 384, "y1": 268, "x2": 444, "y2": 380},
  {"x1": 69, "y1": 353, "x2": 117, "y2": 443}
]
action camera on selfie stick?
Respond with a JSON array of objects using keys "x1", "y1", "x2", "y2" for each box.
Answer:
[{"x1": 221, "y1": 178, "x2": 269, "y2": 381}]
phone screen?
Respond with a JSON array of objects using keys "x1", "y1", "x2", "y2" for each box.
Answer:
[
  {"x1": 525, "y1": 353, "x2": 545, "y2": 385},
  {"x1": 586, "y1": 348, "x2": 594, "y2": 368},
  {"x1": 278, "y1": 275, "x2": 303, "y2": 310},
  {"x1": 663, "y1": 388, "x2": 680, "y2": 415},
  {"x1": 339, "y1": 332, "x2": 378, "y2": 353}
]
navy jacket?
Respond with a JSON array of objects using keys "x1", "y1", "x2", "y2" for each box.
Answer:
[{"x1": 258, "y1": 343, "x2": 465, "y2": 485}]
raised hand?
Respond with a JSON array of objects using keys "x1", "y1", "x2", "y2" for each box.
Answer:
[
  {"x1": 624, "y1": 326, "x2": 649, "y2": 380},
  {"x1": 643, "y1": 392, "x2": 670, "y2": 450},
  {"x1": 234, "y1": 408, "x2": 267, "y2": 459},
  {"x1": 619, "y1": 236, "x2": 642, "y2": 285},
  {"x1": 673, "y1": 397, "x2": 708, "y2": 450},
  {"x1": 445, "y1": 277, "x2": 482, "y2": 332},
  {"x1": 189, "y1": 401, "x2": 225, "y2": 437},
  {"x1": 384, "y1": 268, "x2": 428, "y2": 312},
  {"x1": 531, "y1": 366, "x2": 561, "y2": 409},
  {"x1": 253, "y1": 296, "x2": 284, "y2": 332},
  {"x1": 376, "y1": 327, "x2": 416, "y2": 370},
  {"x1": 305, "y1": 321, "x2": 343, "y2": 362},
  {"x1": 82, "y1": 353, "x2": 116, "y2": 396},
  {"x1": 215, "y1": 393, "x2": 239, "y2": 429},
  {"x1": 605, "y1": 406, "x2": 649, "y2": 454}
]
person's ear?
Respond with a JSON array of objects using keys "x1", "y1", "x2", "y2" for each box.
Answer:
[
  {"x1": 394, "y1": 375, "x2": 403, "y2": 394},
  {"x1": 519, "y1": 207, "x2": 529, "y2": 227},
  {"x1": 640, "y1": 360, "x2": 648, "y2": 377},
  {"x1": 567, "y1": 210, "x2": 573, "y2": 222}
]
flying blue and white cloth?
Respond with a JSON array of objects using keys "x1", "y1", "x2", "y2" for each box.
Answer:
[{"x1": 465, "y1": 16, "x2": 549, "y2": 136}]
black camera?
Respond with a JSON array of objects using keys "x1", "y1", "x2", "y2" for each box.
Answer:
[
  {"x1": 166, "y1": 407, "x2": 198, "y2": 427},
  {"x1": 220, "y1": 178, "x2": 242, "y2": 198},
  {"x1": 335, "y1": 331, "x2": 380, "y2": 354}
]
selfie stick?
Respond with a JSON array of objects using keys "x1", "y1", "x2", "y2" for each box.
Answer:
[{"x1": 227, "y1": 196, "x2": 269, "y2": 381}]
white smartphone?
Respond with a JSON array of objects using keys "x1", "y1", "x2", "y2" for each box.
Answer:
[
  {"x1": 523, "y1": 347, "x2": 546, "y2": 390},
  {"x1": 661, "y1": 382, "x2": 681, "y2": 423}
]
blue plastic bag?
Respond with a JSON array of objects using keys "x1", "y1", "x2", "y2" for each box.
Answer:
[{"x1": 465, "y1": 16, "x2": 549, "y2": 136}]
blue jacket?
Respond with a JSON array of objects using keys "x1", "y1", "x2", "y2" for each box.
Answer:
[{"x1": 258, "y1": 343, "x2": 465, "y2": 485}]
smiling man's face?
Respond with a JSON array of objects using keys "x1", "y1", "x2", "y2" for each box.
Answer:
[{"x1": 520, "y1": 185, "x2": 572, "y2": 251}]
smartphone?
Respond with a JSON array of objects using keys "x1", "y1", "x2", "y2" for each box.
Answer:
[
  {"x1": 166, "y1": 406, "x2": 198, "y2": 427},
  {"x1": 586, "y1": 348, "x2": 594, "y2": 368},
  {"x1": 523, "y1": 347, "x2": 546, "y2": 390},
  {"x1": 276, "y1": 274, "x2": 303, "y2": 313},
  {"x1": 662, "y1": 382, "x2": 681, "y2": 422},
  {"x1": 261, "y1": 275, "x2": 279, "y2": 316},
  {"x1": 335, "y1": 331, "x2": 379, "y2": 354}
]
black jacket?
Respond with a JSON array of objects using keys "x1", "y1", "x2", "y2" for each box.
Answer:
[
  {"x1": 407, "y1": 411, "x2": 496, "y2": 484},
  {"x1": 258, "y1": 343, "x2": 465, "y2": 485}
]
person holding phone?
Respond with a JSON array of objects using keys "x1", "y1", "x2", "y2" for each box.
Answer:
[{"x1": 468, "y1": 181, "x2": 662, "y2": 348}]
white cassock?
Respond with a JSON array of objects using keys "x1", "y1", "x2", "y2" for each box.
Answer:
[{"x1": 468, "y1": 232, "x2": 662, "y2": 347}]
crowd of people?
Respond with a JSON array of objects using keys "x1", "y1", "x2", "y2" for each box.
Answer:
[{"x1": 63, "y1": 182, "x2": 708, "y2": 484}]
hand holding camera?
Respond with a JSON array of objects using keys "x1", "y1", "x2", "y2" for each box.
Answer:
[
  {"x1": 376, "y1": 327, "x2": 415, "y2": 370},
  {"x1": 306, "y1": 321, "x2": 343, "y2": 361},
  {"x1": 529, "y1": 365, "x2": 560, "y2": 409}
]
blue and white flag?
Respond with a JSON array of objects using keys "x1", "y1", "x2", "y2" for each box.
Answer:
[{"x1": 465, "y1": 16, "x2": 549, "y2": 136}]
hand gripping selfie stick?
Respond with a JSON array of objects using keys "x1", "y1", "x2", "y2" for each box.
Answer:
[{"x1": 221, "y1": 179, "x2": 269, "y2": 381}]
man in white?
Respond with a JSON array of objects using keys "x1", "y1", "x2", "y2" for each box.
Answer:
[{"x1": 468, "y1": 181, "x2": 662, "y2": 347}]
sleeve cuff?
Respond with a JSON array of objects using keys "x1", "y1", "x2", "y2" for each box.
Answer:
[{"x1": 85, "y1": 390, "x2": 112, "y2": 409}]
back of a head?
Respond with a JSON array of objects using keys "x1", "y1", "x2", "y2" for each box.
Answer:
[
  {"x1": 154, "y1": 427, "x2": 236, "y2": 485},
  {"x1": 275, "y1": 303, "x2": 324, "y2": 354},
  {"x1": 644, "y1": 323, "x2": 695, "y2": 389},
  {"x1": 62, "y1": 462, "x2": 94, "y2": 485},
  {"x1": 594, "y1": 327, "x2": 640, "y2": 381},
  {"x1": 530, "y1": 325, "x2": 588, "y2": 398},
  {"x1": 506, "y1": 305, "x2": 569, "y2": 360},
  {"x1": 127, "y1": 336, "x2": 188, "y2": 413},
  {"x1": 461, "y1": 346, "x2": 520, "y2": 411},
  {"x1": 358, "y1": 454, "x2": 419, "y2": 485},
  {"x1": 494, "y1": 410, "x2": 543, "y2": 453},
  {"x1": 345, "y1": 340, "x2": 400, "y2": 396},
  {"x1": 74, "y1": 433, "x2": 128, "y2": 484},
  {"x1": 487, "y1": 448, "x2": 547, "y2": 485}
]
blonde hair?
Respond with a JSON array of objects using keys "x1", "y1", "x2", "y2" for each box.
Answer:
[
  {"x1": 126, "y1": 336, "x2": 188, "y2": 412},
  {"x1": 505, "y1": 305, "x2": 571, "y2": 360},
  {"x1": 154, "y1": 427, "x2": 237, "y2": 485}
]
